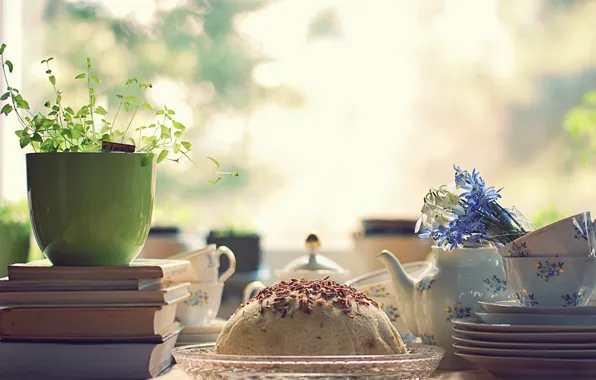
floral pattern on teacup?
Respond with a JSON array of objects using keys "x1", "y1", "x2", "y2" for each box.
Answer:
[
  {"x1": 383, "y1": 305, "x2": 400, "y2": 322},
  {"x1": 562, "y1": 285, "x2": 589, "y2": 307},
  {"x1": 573, "y1": 217, "x2": 589, "y2": 241},
  {"x1": 363, "y1": 285, "x2": 391, "y2": 298},
  {"x1": 444, "y1": 303, "x2": 471, "y2": 321},
  {"x1": 421, "y1": 332, "x2": 436, "y2": 346},
  {"x1": 416, "y1": 276, "x2": 435, "y2": 295},
  {"x1": 508, "y1": 241, "x2": 532, "y2": 257},
  {"x1": 534, "y1": 257, "x2": 564, "y2": 281},
  {"x1": 185, "y1": 289, "x2": 209, "y2": 306},
  {"x1": 514, "y1": 289, "x2": 538, "y2": 306},
  {"x1": 484, "y1": 275, "x2": 508, "y2": 296}
]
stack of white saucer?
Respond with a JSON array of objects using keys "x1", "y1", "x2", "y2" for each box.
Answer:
[{"x1": 452, "y1": 211, "x2": 596, "y2": 378}]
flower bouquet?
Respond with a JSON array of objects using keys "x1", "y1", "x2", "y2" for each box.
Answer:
[{"x1": 415, "y1": 165, "x2": 533, "y2": 251}]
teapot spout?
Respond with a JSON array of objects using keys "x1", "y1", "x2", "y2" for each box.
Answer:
[{"x1": 377, "y1": 250, "x2": 418, "y2": 333}]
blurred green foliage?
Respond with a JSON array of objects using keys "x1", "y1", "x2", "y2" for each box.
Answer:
[{"x1": 39, "y1": 0, "x2": 301, "y2": 202}]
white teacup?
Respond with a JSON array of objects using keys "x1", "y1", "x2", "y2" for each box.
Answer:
[
  {"x1": 176, "y1": 282, "x2": 224, "y2": 326},
  {"x1": 499, "y1": 212, "x2": 596, "y2": 258},
  {"x1": 169, "y1": 245, "x2": 236, "y2": 283},
  {"x1": 504, "y1": 256, "x2": 596, "y2": 307}
]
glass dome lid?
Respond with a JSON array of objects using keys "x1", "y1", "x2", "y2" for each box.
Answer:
[{"x1": 275, "y1": 233, "x2": 348, "y2": 279}]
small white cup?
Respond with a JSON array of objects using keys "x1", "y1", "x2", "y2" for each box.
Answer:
[
  {"x1": 169, "y1": 245, "x2": 236, "y2": 283},
  {"x1": 176, "y1": 282, "x2": 224, "y2": 326}
]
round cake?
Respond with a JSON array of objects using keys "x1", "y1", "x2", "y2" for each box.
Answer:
[{"x1": 215, "y1": 277, "x2": 408, "y2": 356}]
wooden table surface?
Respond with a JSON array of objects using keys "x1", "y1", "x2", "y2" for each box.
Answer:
[{"x1": 158, "y1": 366, "x2": 496, "y2": 379}]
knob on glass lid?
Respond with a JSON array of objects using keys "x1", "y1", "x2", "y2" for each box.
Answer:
[{"x1": 274, "y1": 233, "x2": 349, "y2": 281}]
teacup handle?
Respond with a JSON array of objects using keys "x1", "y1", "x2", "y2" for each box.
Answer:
[
  {"x1": 243, "y1": 281, "x2": 266, "y2": 303},
  {"x1": 217, "y1": 246, "x2": 236, "y2": 283}
]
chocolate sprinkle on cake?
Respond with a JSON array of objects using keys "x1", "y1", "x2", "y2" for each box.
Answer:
[{"x1": 235, "y1": 277, "x2": 380, "y2": 319}]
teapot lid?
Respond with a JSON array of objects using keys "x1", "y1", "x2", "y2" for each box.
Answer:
[{"x1": 277, "y1": 233, "x2": 346, "y2": 276}]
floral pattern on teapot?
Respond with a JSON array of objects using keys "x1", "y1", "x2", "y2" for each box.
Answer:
[
  {"x1": 416, "y1": 276, "x2": 435, "y2": 295},
  {"x1": 444, "y1": 303, "x2": 472, "y2": 321},
  {"x1": 421, "y1": 332, "x2": 437, "y2": 346},
  {"x1": 484, "y1": 275, "x2": 507, "y2": 296}
]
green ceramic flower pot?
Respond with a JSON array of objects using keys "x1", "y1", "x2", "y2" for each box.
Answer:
[{"x1": 26, "y1": 152, "x2": 156, "y2": 266}]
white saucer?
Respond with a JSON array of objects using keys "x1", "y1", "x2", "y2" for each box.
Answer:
[
  {"x1": 453, "y1": 326, "x2": 596, "y2": 343},
  {"x1": 476, "y1": 312, "x2": 596, "y2": 326},
  {"x1": 453, "y1": 335, "x2": 596, "y2": 350},
  {"x1": 455, "y1": 353, "x2": 596, "y2": 379},
  {"x1": 454, "y1": 343, "x2": 596, "y2": 359},
  {"x1": 179, "y1": 318, "x2": 226, "y2": 336},
  {"x1": 479, "y1": 300, "x2": 596, "y2": 315},
  {"x1": 452, "y1": 317, "x2": 596, "y2": 332}
]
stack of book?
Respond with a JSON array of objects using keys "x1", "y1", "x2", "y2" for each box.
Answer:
[{"x1": 0, "y1": 258, "x2": 192, "y2": 379}]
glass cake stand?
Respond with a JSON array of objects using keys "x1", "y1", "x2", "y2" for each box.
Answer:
[{"x1": 172, "y1": 343, "x2": 445, "y2": 380}]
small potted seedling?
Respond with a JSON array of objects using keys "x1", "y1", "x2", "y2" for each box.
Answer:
[{"x1": 0, "y1": 43, "x2": 237, "y2": 266}]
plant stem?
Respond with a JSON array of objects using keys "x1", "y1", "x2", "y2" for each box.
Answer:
[
  {"x1": 87, "y1": 63, "x2": 96, "y2": 138},
  {"x1": 121, "y1": 88, "x2": 147, "y2": 144},
  {"x1": 110, "y1": 101, "x2": 123, "y2": 135}
]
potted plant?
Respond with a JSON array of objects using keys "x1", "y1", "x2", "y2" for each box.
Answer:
[
  {"x1": 0, "y1": 43, "x2": 237, "y2": 266},
  {"x1": 0, "y1": 200, "x2": 31, "y2": 276}
]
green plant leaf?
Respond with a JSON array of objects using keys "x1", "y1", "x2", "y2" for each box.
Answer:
[
  {"x1": 0, "y1": 92, "x2": 9, "y2": 101},
  {"x1": 208, "y1": 177, "x2": 222, "y2": 185},
  {"x1": 1, "y1": 104, "x2": 12, "y2": 115},
  {"x1": 173, "y1": 143, "x2": 180, "y2": 153},
  {"x1": 49, "y1": 75, "x2": 56, "y2": 85},
  {"x1": 181, "y1": 141, "x2": 192, "y2": 151},
  {"x1": 13, "y1": 94, "x2": 28, "y2": 109},
  {"x1": 91, "y1": 75, "x2": 99, "y2": 84},
  {"x1": 174, "y1": 131, "x2": 182, "y2": 138},
  {"x1": 31, "y1": 133, "x2": 43, "y2": 143},
  {"x1": 95, "y1": 106, "x2": 108, "y2": 116},
  {"x1": 56, "y1": 95, "x2": 62, "y2": 104},
  {"x1": 65, "y1": 107, "x2": 74, "y2": 115},
  {"x1": 172, "y1": 121, "x2": 186, "y2": 130},
  {"x1": 124, "y1": 102, "x2": 130, "y2": 112},
  {"x1": 167, "y1": 109, "x2": 175, "y2": 115},
  {"x1": 91, "y1": 94, "x2": 96, "y2": 105},
  {"x1": 157, "y1": 149, "x2": 168, "y2": 163},
  {"x1": 44, "y1": 101, "x2": 51, "y2": 108},
  {"x1": 75, "y1": 73, "x2": 86, "y2": 79},
  {"x1": 19, "y1": 135, "x2": 29, "y2": 148},
  {"x1": 87, "y1": 58, "x2": 91, "y2": 69},
  {"x1": 142, "y1": 102, "x2": 152, "y2": 110},
  {"x1": 207, "y1": 156, "x2": 220, "y2": 169},
  {"x1": 124, "y1": 96, "x2": 137, "y2": 102},
  {"x1": 5, "y1": 60, "x2": 13, "y2": 73},
  {"x1": 156, "y1": 109, "x2": 165, "y2": 115},
  {"x1": 160, "y1": 125, "x2": 171, "y2": 139},
  {"x1": 0, "y1": 44, "x2": 5, "y2": 54}
]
